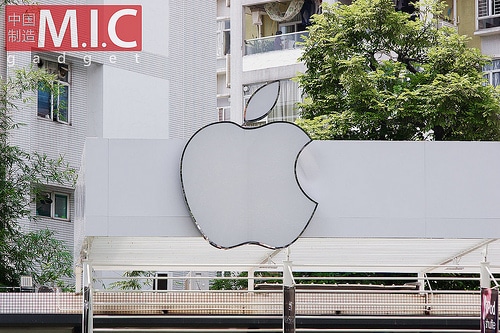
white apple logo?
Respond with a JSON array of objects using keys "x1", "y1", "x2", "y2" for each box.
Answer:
[{"x1": 180, "y1": 81, "x2": 317, "y2": 249}]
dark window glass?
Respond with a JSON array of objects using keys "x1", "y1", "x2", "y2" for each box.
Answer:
[
  {"x1": 36, "y1": 193, "x2": 52, "y2": 217},
  {"x1": 37, "y1": 83, "x2": 51, "y2": 118},
  {"x1": 54, "y1": 193, "x2": 68, "y2": 219},
  {"x1": 56, "y1": 85, "x2": 69, "y2": 123}
]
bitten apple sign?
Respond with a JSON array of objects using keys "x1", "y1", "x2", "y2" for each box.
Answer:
[{"x1": 180, "y1": 81, "x2": 318, "y2": 249}]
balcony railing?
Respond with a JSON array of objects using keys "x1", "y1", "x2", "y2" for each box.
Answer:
[
  {"x1": 437, "y1": 17, "x2": 457, "y2": 29},
  {"x1": 244, "y1": 31, "x2": 309, "y2": 55}
]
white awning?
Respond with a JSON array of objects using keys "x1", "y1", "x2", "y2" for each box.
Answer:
[{"x1": 86, "y1": 236, "x2": 500, "y2": 274}]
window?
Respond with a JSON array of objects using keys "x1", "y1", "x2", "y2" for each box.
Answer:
[
  {"x1": 37, "y1": 59, "x2": 70, "y2": 124},
  {"x1": 218, "y1": 107, "x2": 230, "y2": 121},
  {"x1": 36, "y1": 192, "x2": 70, "y2": 220},
  {"x1": 154, "y1": 273, "x2": 172, "y2": 290},
  {"x1": 478, "y1": 0, "x2": 500, "y2": 29},
  {"x1": 484, "y1": 59, "x2": 500, "y2": 87},
  {"x1": 216, "y1": 19, "x2": 230, "y2": 57}
]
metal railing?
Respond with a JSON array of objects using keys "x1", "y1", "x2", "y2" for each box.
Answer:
[
  {"x1": 0, "y1": 289, "x2": 480, "y2": 317},
  {"x1": 88, "y1": 289, "x2": 480, "y2": 317},
  {"x1": 0, "y1": 292, "x2": 81, "y2": 314},
  {"x1": 244, "y1": 31, "x2": 309, "y2": 55},
  {"x1": 438, "y1": 18, "x2": 457, "y2": 29},
  {"x1": 2, "y1": 272, "x2": 491, "y2": 332}
]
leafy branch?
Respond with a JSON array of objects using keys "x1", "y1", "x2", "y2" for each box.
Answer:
[{"x1": 0, "y1": 64, "x2": 77, "y2": 288}]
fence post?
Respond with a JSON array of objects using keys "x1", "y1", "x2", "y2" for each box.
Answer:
[
  {"x1": 480, "y1": 261, "x2": 491, "y2": 289},
  {"x1": 283, "y1": 260, "x2": 295, "y2": 333},
  {"x1": 82, "y1": 261, "x2": 93, "y2": 333}
]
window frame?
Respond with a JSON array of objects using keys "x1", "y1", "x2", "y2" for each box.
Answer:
[
  {"x1": 35, "y1": 191, "x2": 70, "y2": 221},
  {"x1": 484, "y1": 59, "x2": 500, "y2": 87},
  {"x1": 216, "y1": 18, "x2": 230, "y2": 58},
  {"x1": 53, "y1": 81, "x2": 70, "y2": 124},
  {"x1": 477, "y1": 0, "x2": 500, "y2": 30},
  {"x1": 154, "y1": 272, "x2": 173, "y2": 290},
  {"x1": 218, "y1": 106, "x2": 231, "y2": 121},
  {"x1": 37, "y1": 58, "x2": 71, "y2": 124}
]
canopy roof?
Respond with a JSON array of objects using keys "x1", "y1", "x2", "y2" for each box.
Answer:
[{"x1": 86, "y1": 236, "x2": 500, "y2": 275}]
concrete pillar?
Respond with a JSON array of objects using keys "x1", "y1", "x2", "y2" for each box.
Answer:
[
  {"x1": 481, "y1": 261, "x2": 491, "y2": 289},
  {"x1": 75, "y1": 265, "x2": 83, "y2": 294},
  {"x1": 248, "y1": 269, "x2": 255, "y2": 291},
  {"x1": 417, "y1": 272, "x2": 426, "y2": 292}
]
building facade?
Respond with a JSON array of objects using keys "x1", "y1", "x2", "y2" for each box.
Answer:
[
  {"x1": 2, "y1": 0, "x2": 500, "y2": 290},
  {"x1": 1, "y1": 0, "x2": 216, "y2": 289},
  {"x1": 217, "y1": 0, "x2": 500, "y2": 125}
]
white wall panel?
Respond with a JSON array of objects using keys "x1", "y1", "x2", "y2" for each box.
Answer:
[
  {"x1": 102, "y1": 67, "x2": 170, "y2": 139},
  {"x1": 81, "y1": 138, "x2": 197, "y2": 238},
  {"x1": 80, "y1": 139, "x2": 500, "y2": 240}
]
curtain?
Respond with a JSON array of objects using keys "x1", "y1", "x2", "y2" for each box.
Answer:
[
  {"x1": 264, "y1": 0, "x2": 305, "y2": 22},
  {"x1": 269, "y1": 79, "x2": 301, "y2": 122}
]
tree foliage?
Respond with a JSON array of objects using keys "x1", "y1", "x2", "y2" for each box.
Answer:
[
  {"x1": 296, "y1": 0, "x2": 500, "y2": 141},
  {"x1": 0, "y1": 67, "x2": 77, "y2": 289},
  {"x1": 108, "y1": 271, "x2": 155, "y2": 290},
  {"x1": 0, "y1": 229, "x2": 74, "y2": 289},
  {"x1": 210, "y1": 271, "x2": 248, "y2": 290}
]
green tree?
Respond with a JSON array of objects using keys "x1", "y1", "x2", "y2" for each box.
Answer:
[
  {"x1": 109, "y1": 271, "x2": 155, "y2": 290},
  {"x1": 210, "y1": 271, "x2": 248, "y2": 290},
  {"x1": 296, "y1": 0, "x2": 500, "y2": 141},
  {"x1": 425, "y1": 273, "x2": 480, "y2": 290},
  {"x1": 6, "y1": 229, "x2": 74, "y2": 289},
  {"x1": 0, "y1": 67, "x2": 77, "y2": 289}
]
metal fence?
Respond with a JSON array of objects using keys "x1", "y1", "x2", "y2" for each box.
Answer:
[
  {"x1": 0, "y1": 289, "x2": 480, "y2": 317},
  {"x1": 0, "y1": 292, "x2": 81, "y2": 314}
]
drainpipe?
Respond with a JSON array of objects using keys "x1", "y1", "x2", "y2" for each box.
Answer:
[{"x1": 453, "y1": 0, "x2": 457, "y2": 26}]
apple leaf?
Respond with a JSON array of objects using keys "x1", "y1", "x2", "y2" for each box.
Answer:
[{"x1": 244, "y1": 81, "x2": 280, "y2": 124}]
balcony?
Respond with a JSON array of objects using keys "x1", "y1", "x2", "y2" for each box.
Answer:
[{"x1": 244, "y1": 31, "x2": 309, "y2": 55}]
